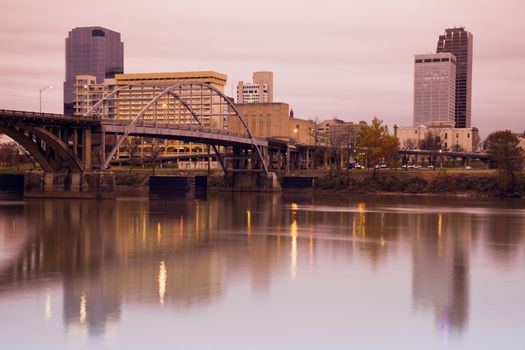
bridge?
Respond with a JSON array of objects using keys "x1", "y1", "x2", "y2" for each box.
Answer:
[{"x1": 0, "y1": 82, "x2": 274, "y2": 197}]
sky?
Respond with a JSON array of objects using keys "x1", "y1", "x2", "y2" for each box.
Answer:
[{"x1": 0, "y1": 0, "x2": 524, "y2": 138}]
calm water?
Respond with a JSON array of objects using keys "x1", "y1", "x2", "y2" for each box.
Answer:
[{"x1": 0, "y1": 193, "x2": 524, "y2": 349}]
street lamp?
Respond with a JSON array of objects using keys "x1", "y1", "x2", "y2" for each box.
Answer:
[{"x1": 39, "y1": 85, "x2": 53, "y2": 113}]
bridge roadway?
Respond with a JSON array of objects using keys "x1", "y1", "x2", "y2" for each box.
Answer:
[{"x1": 0, "y1": 109, "x2": 267, "y2": 148}]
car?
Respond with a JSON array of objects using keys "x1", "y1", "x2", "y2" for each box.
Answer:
[
  {"x1": 427, "y1": 165, "x2": 435, "y2": 169},
  {"x1": 465, "y1": 165, "x2": 473, "y2": 170},
  {"x1": 347, "y1": 162, "x2": 364, "y2": 169}
]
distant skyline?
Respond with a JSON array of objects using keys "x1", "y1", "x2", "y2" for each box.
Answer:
[{"x1": 0, "y1": 0, "x2": 523, "y2": 138}]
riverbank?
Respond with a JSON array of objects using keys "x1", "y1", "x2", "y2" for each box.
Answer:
[
  {"x1": 313, "y1": 170, "x2": 525, "y2": 198},
  {"x1": 1, "y1": 166, "x2": 522, "y2": 198},
  {"x1": 112, "y1": 168, "x2": 524, "y2": 198}
]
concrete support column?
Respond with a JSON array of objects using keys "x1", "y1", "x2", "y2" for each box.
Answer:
[
  {"x1": 83, "y1": 129, "x2": 92, "y2": 170},
  {"x1": 286, "y1": 147, "x2": 290, "y2": 175}
]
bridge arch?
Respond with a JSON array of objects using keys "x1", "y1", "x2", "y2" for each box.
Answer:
[
  {"x1": 0, "y1": 125, "x2": 83, "y2": 173},
  {"x1": 85, "y1": 82, "x2": 268, "y2": 173}
]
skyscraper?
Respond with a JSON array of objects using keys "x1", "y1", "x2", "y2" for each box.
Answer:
[
  {"x1": 236, "y1": 71, "x2": 273, "y2": 103},
  {"x1": 413, "y1": 53, "x2": 456, "y2": 127},
  {"x1": 64, "y1": 26, "x2": 124, "y2": 114},
  {"x1": 436, "y1": 27, "x2": 473, "y2": 128}
]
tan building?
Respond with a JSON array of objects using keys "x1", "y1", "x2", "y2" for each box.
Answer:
[
  {"x1": 74, "y1": 71, "x2": 227, "y2": 125},
  {"x1": 229, "y1": 103, "x2": 314, "y2": 145},
  {"x1": 413, "y1": 53, "x2": 457, "y2": 127},
  {"x1": 236, "y1": 71, "x2": 273, "y2": 104},
  {"x1": 317, "y1": 118, "x2": 364, "y2": 147},
  {"x1": 73, "y1": 71, "x2": 228, "y2": 167},
  {"x1": 394, "y1": 121, "x2": 480, "y2": 152},
  {"x1": 73, "y1": 75, "x2": 116, "y2": 116}
]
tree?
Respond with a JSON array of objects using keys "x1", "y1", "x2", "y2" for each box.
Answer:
[
  {"x1": 125, "y1": 137, "x2": 142, "y2": 174},
  {"x1": 419, "y1": 132, "x2": 443, "y2": 167},
  {"x1": 403, "y1": 138, "x2": 418, "y2": 150},
  {"x1": 357, "y1": 117, "x2": 399, "y2": 176},
  {"x1": 485, "y1": 130, "x2": 524, "y2": 185},
  {"x1": 148, "y1": 139, "x2": 165, "y2": 175},
  {"x1": 0, "y1": 142, "x2": 27, "y2": 171},
  {"x1": 451, "y1": 143, "x2": 465, "y2": 152},
  {"x1": 327, "y1": 124, "x2": 359, "y2": 175}
]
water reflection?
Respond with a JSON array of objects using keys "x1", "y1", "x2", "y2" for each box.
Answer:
[{"x1": 0, "y1": 194, "x2": 524, "y2": 347}]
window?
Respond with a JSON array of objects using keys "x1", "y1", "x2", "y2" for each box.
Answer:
[{"x1": 92, "y1": 29, "x2": 105, "y2": 37}]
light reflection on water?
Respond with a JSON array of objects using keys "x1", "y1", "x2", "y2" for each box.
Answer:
[{"x1": 0, "y1": 193, "x2": 524, "y2": 349}]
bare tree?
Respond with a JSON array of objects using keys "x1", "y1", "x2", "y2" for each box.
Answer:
[{"x1": 148, "y1": 139, "x2": 165, "y2": 175}]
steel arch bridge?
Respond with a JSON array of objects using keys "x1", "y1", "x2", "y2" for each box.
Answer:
[{"x1": 84, "y1": 82, "x2": 269, "y2": 173}]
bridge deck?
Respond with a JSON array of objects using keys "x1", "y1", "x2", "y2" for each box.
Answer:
[
  {"x1": 0, "y1": 109, "x2": 99, "y2": 127},
  {"x1": 102, "y1": 122, "x2": 268, "y2": 147}
]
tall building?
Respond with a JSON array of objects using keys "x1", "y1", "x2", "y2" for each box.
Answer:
[
  {"x1": 413, "y1": 53, "x2": 457, "y2": 127},
  {"x1": 64, "y1": 26, "x2": 124, "y2": 115},
  {"x1": 436, "y1": 27, "x2": 473, "y2": 128},
  {"x1": 236, "y1": 71, "x2": 273, "y2": 103}
]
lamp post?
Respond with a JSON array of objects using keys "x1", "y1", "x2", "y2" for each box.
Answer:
[{"x1": 39, "y1": 86, "x2": 53, "y2": 113}]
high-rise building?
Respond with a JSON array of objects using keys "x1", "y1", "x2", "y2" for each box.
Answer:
[
  {"x1": 64, "y1": 26, "x2": 124, "y2": 115},
  {"x1": 436, "y1": 27, "x2": 473, "y2": 128},
  {"x1": 413, "y1": 53, "x2": 457, "y2": 127},
  {"x1": 236, "y1": 71, "x2": 273, "y2": 103}
]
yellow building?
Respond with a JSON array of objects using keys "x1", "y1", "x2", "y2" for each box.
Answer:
[
  {"x1": 229, "y1": 103, "x2": 315, "y2": 145},
  {"x1": 73, "y1": 71, "x2": 228, "y2": 167},
  {"x1": 394, "y1": 122, "x2": 480, "y2": 152}
]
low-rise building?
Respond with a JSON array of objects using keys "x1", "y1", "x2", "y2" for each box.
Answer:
[
  {"x1": 229, "y1": 103, "x2": 315, "y2": 145},
  {"x1": 317, "y1": 118, "x2": 364, "y2": 147},
  {"x1": 394, "y1": 121, "x2": 480, "y2": 152}
]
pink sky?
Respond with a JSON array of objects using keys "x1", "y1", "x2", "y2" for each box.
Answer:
[{"x1": 0, "y1": 0, "x2": 523, "y2": 138}]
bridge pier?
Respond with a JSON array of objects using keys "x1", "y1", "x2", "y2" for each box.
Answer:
[
  {"x1": 225, "y1": 171, "x2": 280, "y2": 191},
  {"x1": 24, "y1": 171, "x2": 115, "y2": 199}
]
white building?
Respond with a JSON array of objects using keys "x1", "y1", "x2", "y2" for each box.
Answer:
[
  {"x1": 236, "y1": 71, "x2": 273, "y2": 104},
  {"x1": 413, "y1": 53, "x2": 456, "y2": 127},
  {"x1": 394, "y1": 122, "x2": 480, "y2": 152}
]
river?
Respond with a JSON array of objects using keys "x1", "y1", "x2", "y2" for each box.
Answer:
[{"x1": 0, "y1": 193, "x2": 524, "y2": 349}]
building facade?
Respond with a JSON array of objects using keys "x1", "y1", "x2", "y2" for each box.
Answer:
[
  {"x1": 73, "y1": 75, "x2": 116, "y2": 116},
  {"x1": 64, "y1": 26, "x2": 124, "y2": 115},
  {"x1": 436, "y1": 27, "x2": 473, "y2": 128},
  {"x1": 317, "y1": 118, "x2": 364, "y2": 147},
  {"x1": 73, "y1": 71, "x2": 228, "y2": 167},
  {"x1": 236, "y1": 71, "x2": 273, "y2": 104},
  {"x1": 395, "y1": 122, "x2": 479, "y2": 152},
  {"x1": 229, "y1": 103, "x2": 314, "y2": 145},
  {"x1": 413, "y1": 53, "x2": 457, "y2": 127}
]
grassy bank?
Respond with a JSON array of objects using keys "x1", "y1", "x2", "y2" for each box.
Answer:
[{"x1": 314, "y1": 170, "x2": 525, "y2": 198}]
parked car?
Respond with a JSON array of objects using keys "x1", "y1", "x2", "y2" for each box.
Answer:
[
  {"x1": 427, "y1": 165, "x2": 435, "y2": 169},
  {"x1": 347, "y1": 162, "x2": 364, "y2": 169},
  {"x1": 465, "y1": 165, "x2": 473, "y2": 170}
]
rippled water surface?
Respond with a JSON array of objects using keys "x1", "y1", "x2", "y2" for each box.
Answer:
[{"x1": 0, "y1": 193, "x2": 524, "y2": 349}]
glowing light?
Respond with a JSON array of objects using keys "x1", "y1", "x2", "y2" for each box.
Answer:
[
  {"x1": 438, "y1": 213, "x2": 443, "y2": 239},
  {"x1": 357, "y1": 202, "x2": 366, "y2": 236},
  {"x1": 79, "y1": 294, "x2": 87, "y2": 324},
  {"x1": 246, "y1": 210, "x2": 252, "y2": 238},
  {"x1": 157, "y1": 222, "x2": 162, "y2": 244},
  {"x1": 179, "y1": 216, "x2": 184, "y2": 240},
  {"x1": 159, "y1": 260, "x2": 167, "y2": 305},
  {"x1": 45, "y1": 294, "x2": 52, "y2": 320},
  {"x1": 290, "y1": 219, "x2": 298, "y2": 280}
]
